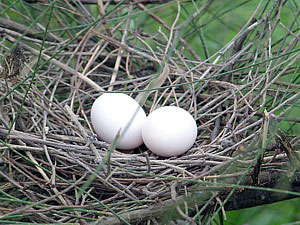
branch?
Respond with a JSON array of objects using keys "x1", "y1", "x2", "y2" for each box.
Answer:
[
  {"x1": 97, "y1": 170, "x2": 300, "y2": 224},
  {"x1": 0, "y1": 18, "x2": 57, "y2": 42},
  {"x1": 223, "y1": 170, "x2": 300, "y2": 211}
]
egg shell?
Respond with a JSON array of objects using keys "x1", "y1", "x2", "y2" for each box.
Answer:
[
  {"x1": 142, "y1": 106, "x2": 197, "y2": 157},
  {"x1": 91, "y1": 93, "x2": 146, "y2": 150}
]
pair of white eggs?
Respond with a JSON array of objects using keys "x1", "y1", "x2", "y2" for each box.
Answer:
[{"x1": 90, "y1": 93, "x2": 197, "y2": 157}]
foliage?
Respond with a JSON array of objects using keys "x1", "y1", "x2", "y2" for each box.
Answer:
[{"x1": 224, "y1": 198, "x2": 300, "y2": 225}]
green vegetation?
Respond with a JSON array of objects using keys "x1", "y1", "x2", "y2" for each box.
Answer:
[{"x1": 225, "y1": 198, "x2": 300, "y2": 225}]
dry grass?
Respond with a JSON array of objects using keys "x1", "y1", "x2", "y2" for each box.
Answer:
[{"x1": 0, "y1": 0, "x2": 299, "y2": 224}]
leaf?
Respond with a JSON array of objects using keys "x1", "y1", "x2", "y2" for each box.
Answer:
[{"x1": 135, "y1": 62, "x2": 169, "y2": 106}]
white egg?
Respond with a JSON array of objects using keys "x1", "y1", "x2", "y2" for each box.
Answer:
[
  {"x1": 142, "y1": 106, "x2": 197, "y2": 157},
  {"x1": 91, "y1": 93, "x2": 146, "y2": 150}
]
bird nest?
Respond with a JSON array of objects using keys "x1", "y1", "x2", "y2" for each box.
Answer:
[{"x1": 0, "y1": 1, "x2": 300, "y2": 224}]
